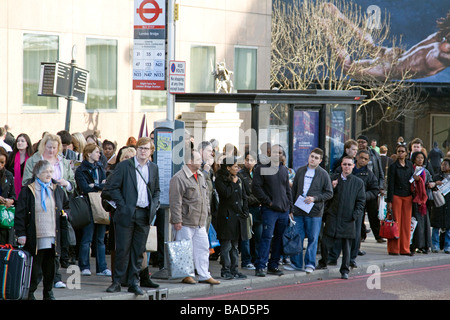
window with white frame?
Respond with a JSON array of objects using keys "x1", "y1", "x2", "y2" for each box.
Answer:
[
  {"x1": 23, "y1": 33, "x2": 59, "y2": 110},
  {"x1": 86, "y1": 38, "x2": 118, "y2": 110},
  {"x1": 190, "y1": 45, "x2": 215, "y2": 93},
  {"x1": 234, "y1": 47, "x2": 257, "y2": 91}
]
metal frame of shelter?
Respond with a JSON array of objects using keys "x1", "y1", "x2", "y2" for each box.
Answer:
[{"x1": 175, "y1": 90, "x2": 366, "y2": 172}]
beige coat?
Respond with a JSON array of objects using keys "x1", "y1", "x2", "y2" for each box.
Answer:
[{"x1": 169, "y1": 165, "x2": 209, "y2": 227}]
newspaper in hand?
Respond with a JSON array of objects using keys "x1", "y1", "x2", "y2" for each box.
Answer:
[{"x1": 438, "y1": 178, "x2": 450, "y2": 196}]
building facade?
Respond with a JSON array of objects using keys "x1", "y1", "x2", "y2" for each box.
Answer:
[{"x1": 0, "y1": 0, "x2": 271, "y2": 146}]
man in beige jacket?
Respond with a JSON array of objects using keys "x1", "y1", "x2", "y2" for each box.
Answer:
[{"x1": 169, "y1": 149, "x2": 220, "y2": 285}]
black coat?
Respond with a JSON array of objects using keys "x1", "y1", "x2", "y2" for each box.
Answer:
[
  {"x1": 324, "y1": 174, "x2": 366, "y2": 239},
  {"x1": 352, "y1": 166, "x2": 379, "y2": 202},
  {"x1": 430, "y1": 173, "x2": 450, "y2": 229},
  {"x1": 215, "y1": 170, "x2": 249, "y2": 241},
  {"x1": 238, "y1": 167, "x2": 260, "y2": 207},
  {"x1": 0, "y1": 169, "x2": 16, "y2": 202},
  {"x1": 14, "y1": 179, "x2": 70, "y2": 256},
  {"x1": 104, "y1": 158, "x2": 160, "y2": 227}
]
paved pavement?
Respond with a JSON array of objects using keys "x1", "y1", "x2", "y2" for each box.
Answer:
[{"x1": 31, "y1": 229, "x2": 450, "y2": 300}]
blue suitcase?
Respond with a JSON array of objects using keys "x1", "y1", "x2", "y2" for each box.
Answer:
[{"x1": 0, "y1": 244, "x2": 33, "y2": 300}]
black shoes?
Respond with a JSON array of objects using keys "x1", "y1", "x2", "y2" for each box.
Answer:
[
  {"x1": 128, "y1": 285, "x2": 144, "y2": 295},
  {"x1": 267, "y1": 268, "x2": 284, "y2": 276},
  {"x1": 106, "y1": 282, "x2": 121, "y2": 293},
  {"x1": 43, "y1": 291, "x2": 56, "y2": 300},
  {"x1": 255, "y1": 268, "x2": 284, "y2": 276},
  {"x1": 255, "y1": 269, "x2": 266, "y2": 277}
]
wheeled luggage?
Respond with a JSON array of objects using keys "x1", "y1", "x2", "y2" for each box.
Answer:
[{"x1": 0, "y1": 244, "x2": 33, "y2": 300}]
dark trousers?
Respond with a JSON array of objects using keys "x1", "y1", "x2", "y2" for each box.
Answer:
[
  {"x1": 113, "y1": 208, "x2": 149, "y2": 286},
  {"x1": 319, "y1": 234, "x2": 352, "y2": 275},
  {"x1": 254, "y1": 207, "x2": 289, "y2": 270},
  {"x1": 30, "y1": 246, "x2": 56, "y2": 294},
  {"x1": 366, "y1": 198, "x2": 381, "y2": 239}
]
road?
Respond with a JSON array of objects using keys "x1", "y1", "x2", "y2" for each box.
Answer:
[{"x1": 192, "y1": 263, "x2": 450, "y2": 300}]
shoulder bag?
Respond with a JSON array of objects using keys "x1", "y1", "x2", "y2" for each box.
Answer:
[{"x1": 68, "y1": 190, "x2": 91, "y2": 229}]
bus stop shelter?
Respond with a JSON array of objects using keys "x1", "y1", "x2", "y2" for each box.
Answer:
[{"x1": 175, "y1": 90, "x2": 365, "y2": 172}]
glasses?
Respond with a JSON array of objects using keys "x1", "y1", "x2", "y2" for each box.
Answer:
[{"x1": 137, "y1": 147, "x2": 151, "y2": 152}]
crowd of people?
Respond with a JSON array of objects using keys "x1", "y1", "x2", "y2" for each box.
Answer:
[{"x1": 1, "y1": 124, "x2": 449, "y2": 299}]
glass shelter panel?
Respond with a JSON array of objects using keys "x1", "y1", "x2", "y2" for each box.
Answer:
[
  {"x1": 325, "y1": 104, "x2": 353, "y2": 172},
  {"x1": 257, "y1": 103, "x2": 290, "y2": 163}
]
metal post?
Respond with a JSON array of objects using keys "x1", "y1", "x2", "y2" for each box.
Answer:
[
  {"x1": 166, "y1": 0, "x2": 175, "y2": 121},
  {"x1": 65, "y1": 46, "x2": 77, "y2": 131}
]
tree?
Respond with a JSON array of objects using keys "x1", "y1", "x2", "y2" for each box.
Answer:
[{"x1": 271, "y1": 0, "x2": 426, "y2": 132}]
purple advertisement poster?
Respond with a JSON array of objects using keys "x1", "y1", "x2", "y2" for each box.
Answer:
[{"x1": 293, "y1": 110, "x2": 319, "y2": 171}]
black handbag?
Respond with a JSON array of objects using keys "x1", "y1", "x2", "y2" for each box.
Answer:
[
  {"x1": 68, "y1": 191, "x2": 91, "y2": 229},
  {"x1": 282, "y1": 218, "x2": 302, "y2": 256}
]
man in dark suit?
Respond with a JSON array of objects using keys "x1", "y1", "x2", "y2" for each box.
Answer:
[{"x1": 105, "y1": 137, "x2": 160, "y2": 295}]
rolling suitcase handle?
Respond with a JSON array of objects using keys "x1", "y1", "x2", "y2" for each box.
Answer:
[{"x1": 1, "y1": 244, "x2": 14, "y2": 300}]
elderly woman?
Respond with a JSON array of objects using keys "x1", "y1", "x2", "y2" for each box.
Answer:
[
  {"x1": 22, "y1": 133, "x2": 75, "y2": 287},
  {"x1": 15, "y1": 160, "x2": 70, "y2": 300},
  {"x1": 22, "y1": 133, "x2": 75, "y2": 193}
]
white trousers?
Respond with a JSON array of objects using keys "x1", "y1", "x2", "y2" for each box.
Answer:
[{"x1": 174, "y1": 225, "x2": 211, "y2": 281}]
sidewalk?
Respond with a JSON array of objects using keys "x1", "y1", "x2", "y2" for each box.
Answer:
[{"x1": 33, "y1": 231, "x2": 450, "y2": 300}]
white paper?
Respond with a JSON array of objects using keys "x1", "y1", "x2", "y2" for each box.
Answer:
[
  {"x1": 409, "y1": 167, "x2": 424, "y2": 183},
  {"x1": 294, "y1": 195, "x2": 314, "y2": 214},
  {"x1": 438, "y1": 178, "x2": 450, "y2": 196}
]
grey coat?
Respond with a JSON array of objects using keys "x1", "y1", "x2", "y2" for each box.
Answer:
[{"x1": 292, "y1": 165, "x2": 333, "y2": 217}]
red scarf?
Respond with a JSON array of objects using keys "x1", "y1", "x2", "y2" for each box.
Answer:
[
  {"x1": 411, "y1": 167, "x2": 428, "y2": 215},
  {"x1": 14, "y1": 152, "x2": 29, "y2": 197}
]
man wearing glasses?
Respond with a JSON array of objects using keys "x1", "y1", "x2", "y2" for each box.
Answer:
[
  {"x1": 105, "y1": 137, "x2": 160, "y2": 295},
  {"x1": 318, "y1": 156, "x2": 366, "y2": 279}
]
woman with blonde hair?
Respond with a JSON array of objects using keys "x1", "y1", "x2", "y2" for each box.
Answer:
[
  {"x1": 22, "y1": 133, "x2": 75, "y2": 193},
  {"x1": 71, "y1": 132, "x2": 87, "y2": 160}
]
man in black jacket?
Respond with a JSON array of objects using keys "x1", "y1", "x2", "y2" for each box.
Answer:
[
  {"x1": 350, "y1": 150, "x2": 379, "y2": 267},
  {"x1": 105, "y1": 137, "x2": 160, "y2": 295},
  {"x1": 357, "y1": 135, "x2": 384, "y2": 241},
  {"x1": 252, "y1": 144, "x2": 292, "y2": 277},
  {"x1": 318, "y1": 156, "x2": 366, "y2": 279}
]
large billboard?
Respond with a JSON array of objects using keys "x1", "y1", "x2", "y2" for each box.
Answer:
[
  {"x1": 280, "y1": 0, "x2": 450, "y2": 83},
  {"x1": 353, "y1": 0, "x2": 450, "y2": 83}
]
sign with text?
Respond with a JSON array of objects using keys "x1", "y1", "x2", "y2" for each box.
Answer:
[
  {"x1": 168, "y1": 60, "x2": 185, "y2": 94},
  {"x1": 38, "y1": 62, "x2": 89, "y2": 103},
  {"x1": 133, "y1": 0, "x2": 166, "y2": 90}
]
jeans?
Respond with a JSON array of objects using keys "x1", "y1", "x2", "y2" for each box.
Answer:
[
  {"x1": 290, "y1": 215, "x2": 322, "y2": 270},
  {"x1": 78, "y1": 219, "x2": 107, "y2": 273},
  {"x1": 432, "y1": 228, "x2": 450, "y2": 252},
  {"x1": 240, "y1": 239, "x2": 252, "y2": 266},
  {"x1": 250, "y1": 206, "x2": 263, "y2": 262},
  {"x1": 255, "y1": 207, "x2": 289, "y2": 270}
]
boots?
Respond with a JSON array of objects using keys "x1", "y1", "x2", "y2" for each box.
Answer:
[{"x1": 139, "y1": 267, "x2": 159, "y2": 288}]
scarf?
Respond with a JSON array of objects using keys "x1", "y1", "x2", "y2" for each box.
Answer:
[
  {"x1": 36, "y1": 178, "x2": 52, "y2": 212},
  {"x1": 14, "y1": 152, "x2": 29, "y2": 197},
  {"x1": 411, "y1": 166, "x2": 428, "y2": 216}
]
